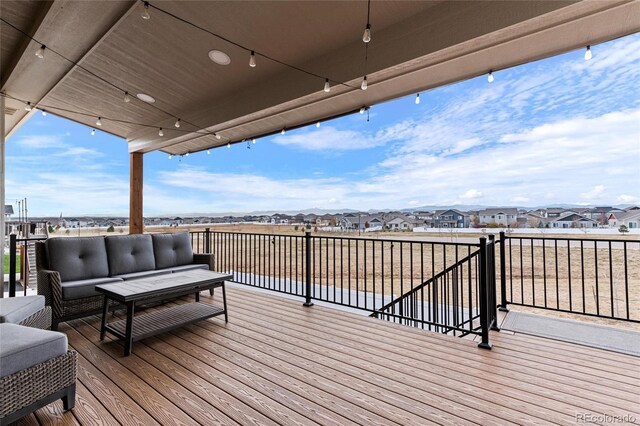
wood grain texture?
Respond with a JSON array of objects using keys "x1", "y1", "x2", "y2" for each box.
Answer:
[{"x1": 43, "y1": 285, "x2": 639, "y2": 426}]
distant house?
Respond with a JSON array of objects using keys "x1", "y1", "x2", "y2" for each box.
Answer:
[
  {"x1": 551, "y1": 213, "x2": 597, "y2": 228},
  {"x1": 544, "y1": 208, "x2": 574, "y2": 219},
  {"x1": 477, "y1": 208, "x2": 518, "y2": 226},
  {"x1": 387, "y1": 215, "x2": 413, "y2": 230},
  {"x1": 586, "y1": 207, "x2": 623, "y2": 224},
  {"x1": 434, "y1": 209, "x2": 469, "y2": 228},
  {"x1": 608, "y1": 211, "x2": 640, "y2": 229},
  {"x1": 525, "y1": 212, "x2": 547, "y2": 228},
  {"x1": 3, "y1": 205, "x2": 13, "y2": 219}
]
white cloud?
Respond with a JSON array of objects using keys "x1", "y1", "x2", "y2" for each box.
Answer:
[
  {"x1": 617, "y1": 194, "x2": 639, "y2": 204},
  {"x1": 460, "y1": 189, "x2": 483, "y2": 199},
  {"x1": 272, "y1": 126, "x2": 386, "y2": 151},
  {"x1": 512, "y1": 196, "x2": 530, "y2": 203},
  {"x1": 15, "y1": 135, "x2": 65, "y2": 149}
]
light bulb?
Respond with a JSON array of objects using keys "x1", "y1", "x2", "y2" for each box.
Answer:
[
  {"x1": 281, "y1": 128, "x2": 286, "y2": 135},
  {"x1": 91, "y1": 129, "x2": 95, "y2": 136},
  {"x1": 124, "y1": 92, "x2": 131, "y2": 103},
  {"x1": 584, "y1": 45, "x2": 592, "y2": 60},
  {"x1": 141, "y1": 2, "x2": 150, "y2": 19},
  {"x1": 487, "y1": 71, "x2": 494, "y2": 83},
  {"x1": 35, "y1": 45, "x2": 45, "y2": 59},
  {"x1": 25, "y1": 102, "x2": 32, "y2": 111},
  {"x1": 168, "y1": 155, "x2": 172, "y2": 159},
  {"x1": 316, "y1": 122, "x2": 320, "y2": 128},
  {"x1": 41, "y1": 110, "x2": 47, "y2": 116},
  {"x1": 185, "y1": 152, "x2": 189, "y2": 156},
  {"x1": 96, "y1": 117, "x2": 102, "y2": 126},
  {"x1": 207, "y1": 150, "x2": 211, "y2": 155},
  {"x1": 158, "y1": 128, "x2": 164, "y2": 136},
  {"x1": 227, "y1": 143, "x2": 231, "y2": 148},
  {"x1": 362, "y1": 24, "x2": 371, "y2": 43},
  {"x1": 215, "y1": 133, "x2": 221, "y2": 140},
  {"x1": 324, "y1": 79, "x2": 331, "y2": 93},
  {"x1": 249, "y1": 51, "x2": 256, "y2": 67},
  {"x1": 174, "y1": 119, "x2": 181, "y2": 128},
  {"x1": 252, "y1": 139, "x2": 256, "y2": 144},
  {"x1": 361, "y1": 76, "x2": 368, "y2": 90},
  {"x1": 359, "y1": 107, "x2": 365, "y2": 114},
  {"x1": 415, "y1": 93, "x2": 420, "y2": 105}
]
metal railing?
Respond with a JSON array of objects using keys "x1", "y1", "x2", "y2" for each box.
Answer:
[
  {"x1": 191, "y1": 228, "x2": 494, "y2": 348},
  {"x1": 498, "y1": 232, "x2": 639, "y2": 323},
  {"x1": 6, "y1": 234, "x2": 47, "y2": 297}
]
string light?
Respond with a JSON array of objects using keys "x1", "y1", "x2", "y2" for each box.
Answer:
[
  {"x1": 207, "y1": 150, "x2": 210, "y2": 154},
  {"x1": 488, "y1": 70, "x2": 494, "y2": 83},
  {"x1": 227, "y1": 143, "x2": 231, "y2": 148},
  {"x1": 415, "y1": 93, "x2": 420, "y2": 105},
  {"x1": 316, "y1": 121, "x2": 320, "y2": 128},
  {"x1": 35, "y1": 45, "x2": 45, "y2": 59},
  {"x1": 141, "y1": 2, "x2": 150, "y2": 20},
  {"x1": 584, "y1": 45, "x2": 592, "y2": 60},
  {"x1": 362, "y1": 24, "x2": 371, "y2": 43},
  {"x1": 215, "y1": 133, "x2": 221, "y2": 140},
  {"x1": 324, "y1": 79, "x2": 330, "y2": 93},
  {"x1": 158, "y1": 128, "x2": 164, "y2": 136},
  {"x1": 168, "y1": 154, "x2": 172, "y2": 159},
  {"x1": 281, "y1": 128, "x2": 286, "y2": 135},
  {"x1": 185, "y1": 152, "x2": 189, "y2": 156},
  {"x1": 123, "y1": 92, "x2": 131, "y2": 103},
  {"x1": 361, "y1": 76, "x2": 368, "y2": 90},
  {"x1": 252, "y1": 138, "x2": 257, "y2": 144},
  {"x1": 91, "y1": 129, "x2": 95, "y2": 136},
  {"x1": 249, "y1": 51, "x2": 256, "y2": 67},
  {"x1": 359, "y1": 107, "x2": 365, "y2": 114},
  {"x1": 41, "y1": 110, "x2": 47, "y2": 116},
  {"x1": 174, "y1": 118, "x2": 181, "y2": 128},
  {"x1": 24, "y1": 102, "x2": 32, "y2": 111},
  {"x1": 96, "y1": 117, "x2": 102, "y2": 126}
]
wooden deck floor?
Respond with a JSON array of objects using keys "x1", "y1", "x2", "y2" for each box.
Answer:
[{"x1": 14, "y1": 285, "x2": 640, "y2": 426}]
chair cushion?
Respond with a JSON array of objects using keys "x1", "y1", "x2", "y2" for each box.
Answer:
[
  {"x1": 46, "y1": 237, "x2": 109, "y2": 282},
  {"x1": 61, "y1": 277, "x2": 124, "y2": 300},
  {"x1": 0, "y1": 296, "x2": 45, "y2": 324},
  {"x1": 0, "y1": 323, "x2": 68, "y2": 377},
  {"x1": 113, "y1": 267, "x2": 174, "y2": 281},
  {"x1": 171, "y1": 264, "x2": 209, "y2": 273},
  {"x1": 151, "y1": 233, "x2": 194, "y2": 269},
  {"x1": 105, "y1": 234, "x2": 156, "y2": 276}
]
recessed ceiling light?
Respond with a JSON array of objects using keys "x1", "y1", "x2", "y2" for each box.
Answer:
[
  {"x1": 136, "y1": 93, "x2": 156, "y2": 103},
  {"x1": 208, "y1": 50, "x2": 231, "y2": 65}
]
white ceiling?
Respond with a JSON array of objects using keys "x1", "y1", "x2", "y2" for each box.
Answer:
[{"x1": 2, "y1": 0, "x2": 639, "y2": 155}]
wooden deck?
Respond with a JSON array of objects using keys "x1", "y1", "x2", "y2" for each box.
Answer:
[{"x1": 14, "y1": 285, "x2": 640, "y2": 426}]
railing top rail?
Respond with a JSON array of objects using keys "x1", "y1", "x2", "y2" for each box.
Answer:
[
  {"x1": 503, "y1": 234, "x2": 640, "y2": 243},
  {"x1": 206, "y1": 230, "x2": 482, "y2": 247},
  {"x1": 12, "y1": 236, "x2": 48, "y2": 243}
]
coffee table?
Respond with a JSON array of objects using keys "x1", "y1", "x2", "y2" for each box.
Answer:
[{"x1": 96, "y1": 269, "x2": 232, "y2": 356}]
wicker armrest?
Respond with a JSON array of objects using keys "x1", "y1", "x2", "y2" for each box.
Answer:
[
  {"x1": 193, "y1": 253, "x2": 215, "y2": 271},
  {"x1": 36, "y1": 269, "x2": 63, "y2": 317}
]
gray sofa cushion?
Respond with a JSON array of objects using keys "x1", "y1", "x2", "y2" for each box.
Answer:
[
  {"x1": 114, "y1": 267, "x2": 174, "y2": 281},
  {"x1": 0, "y1": 296, "x2": 45, "y2": 323},
  {"x1": 152, "y1": 233, "x2": 194, "y2": 269},
  {"x1": 105, "y1": 234, "x2": 156, "y2": 276},
  {"x1": 61, "y1": 277, "x2": 124, "y2": 300},
  {"x1": 46, "y1": 237, "x2": 109, "y2": 282},
  {"x1": 0, "y1": 323, "x2": 68, "y2": 377},
  {"x1": 171, "y1": 264, "x2": 209, "y2": 273}
]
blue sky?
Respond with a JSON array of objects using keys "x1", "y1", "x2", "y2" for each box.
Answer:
[{"x1": 6, "y1": 34, "x2": 640, "y2": 217}]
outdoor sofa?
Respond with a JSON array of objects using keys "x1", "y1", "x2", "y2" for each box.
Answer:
[{"x1": 35, "y1": 232, "x2": 215, "y2": 329}]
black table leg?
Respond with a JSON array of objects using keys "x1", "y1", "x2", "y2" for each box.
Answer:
[
  {"x1": 222, "y1": 282, "x2": 228, "y2": 322},
  {"x1": 100, "y1": 296, "x2": 109, "y2": 340},
  {"x1": 124, "y1": 301, "x2": 135, "y2": 356},
  {"x1": 195, "y1": 291, "x2": 200, "y2": 302}
]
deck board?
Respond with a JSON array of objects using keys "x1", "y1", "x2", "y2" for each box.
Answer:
[{"x1": 36, "y1": 285, "x2": 637, "y2": 426}]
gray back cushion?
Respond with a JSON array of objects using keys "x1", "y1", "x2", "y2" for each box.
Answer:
[
  {"x1": 46, "y1": 237, "x2": 109, "y2": 282},
  {"x1": 105, "y1": 234, "x2": 156, "y2": 276},
  {"x1": 151, "y1": 233, "x2": 194, "y2": 269}
]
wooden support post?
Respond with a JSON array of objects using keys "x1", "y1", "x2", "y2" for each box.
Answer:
[{"x1": 129, "y1": 152, "x2": 143, "y2": 234}]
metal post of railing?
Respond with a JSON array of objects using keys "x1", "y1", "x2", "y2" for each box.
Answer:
[
  {"x1": 488, "y1": 234, "x2": 500, "y2": 331},
  {"x1": 498, "y1": 231, "x2": 509, "y2": 312},
  {"x1": 303, "y1": 226, "x2": 313, "y2": 307},
  {"x1": 8, "y1": 234, "x2": 17, "y2": 297},
  {"x1": 478, "y1": 237, "x2": 492, "y2": 349},
  {"x1": 204, "y1": 227, "x2": 211, "y2": 253}
]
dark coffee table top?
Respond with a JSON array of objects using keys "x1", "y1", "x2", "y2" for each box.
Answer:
[{"x1": 95, "y1": 269, "x2": 232, "y2": 302}]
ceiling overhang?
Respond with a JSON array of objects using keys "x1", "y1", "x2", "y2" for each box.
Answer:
[{"x1": 2, "y1": 0, "x2": 639, "y2": 154}]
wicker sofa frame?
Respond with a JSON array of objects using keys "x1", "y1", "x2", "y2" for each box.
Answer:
[
  {"x1": 36, "y1": 240, "x2": 215, "y2": 330},
  {"x1": 17, "y1": 305, "x2": 52, "y2": 330},
  {"x1": 0, "y1": 350, "x2": 77, "y2": 425}
]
